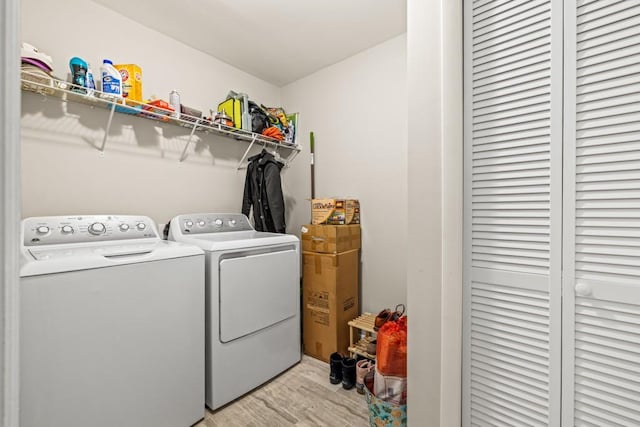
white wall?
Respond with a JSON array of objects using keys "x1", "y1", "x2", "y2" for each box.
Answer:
[
  {"x1": 281, "y1": 34, "x2": 408, "y2": 313},
  {"x1": 20, "y1": 0, "x2": 285, "y2": 226},
  {"x1": 407, "y1": 0, "x2": 462, "y2": 425}
]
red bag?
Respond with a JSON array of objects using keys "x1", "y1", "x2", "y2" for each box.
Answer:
[{"x1": 376, "y1": 316, "x2": 407, "y2": 377}]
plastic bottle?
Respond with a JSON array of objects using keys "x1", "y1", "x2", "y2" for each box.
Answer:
[
  {"x1": 86, "y1": 64, "x2": 96, "y2": 97},
  {"x1": 100, "y1": 59, "x2": 122, "y2": 100},
  {"x1": 69, "y1": 57, "x2": 88, "y2": 94},
  {"x1": 169, "y1": 90, "x2": 180, "y2": 118}
]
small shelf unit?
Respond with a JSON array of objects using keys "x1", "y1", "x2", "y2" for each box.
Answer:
[
  {"x1": 20, "y1": 70, "x2": 301, "y2": 168},
  {"x1": 348, "y1": 313, "x2": 377, "y2": 360}
]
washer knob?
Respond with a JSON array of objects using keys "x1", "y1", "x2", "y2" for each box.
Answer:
[
  {"x1": 214, "y1": 219, "x2": 223, "y2": 227},
  {"x1": 136, "y1": 223, "x2": 146, "y2": 231},
  {"x1": 197, "y1": 220, "x2": 206, "y2": 227},
  {"x1": 229, "y1": 219, "x2": 237, "y2": 227},
  {"x1": 88, "y1": 222, "x2": 106, "y2": 235},
  {"x1": 185, "y1": 220, "x2": 194, "y2": 228},
  {"x1": 119, "y1": 224, "x2": 130, "y2": 232},
  {"x1": 61, "y1": 225, "x2": 74, "y2": 234},
  {"x1": 36, "y1": 226, "x2": 50, "y2": 235}
]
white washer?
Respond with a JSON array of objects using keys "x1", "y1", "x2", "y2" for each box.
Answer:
[
  {"x1": 20, "y1": 215, "x2": 205, "y2": 427},
  {"x1": 169, "y1": 213, "x2": 300, "y2": 410}
]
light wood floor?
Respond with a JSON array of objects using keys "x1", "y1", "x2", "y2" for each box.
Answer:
[{"x1": 195, "y1": 356, "x2": 370, "y2": 427}]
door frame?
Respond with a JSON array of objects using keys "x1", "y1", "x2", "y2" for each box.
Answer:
[{"x1": 1, "y1": 0, "x2": 21, "y2": 425}]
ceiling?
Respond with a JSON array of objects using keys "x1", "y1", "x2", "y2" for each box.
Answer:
[{"x1": 92, "y1": 0, "x2": 407, "y2": 87}]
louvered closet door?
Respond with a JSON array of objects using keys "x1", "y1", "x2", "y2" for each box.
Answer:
[
  {"x1": 463, "y1": 0, "x2": 562, "y2": 425},
  {"x1": 563, "y1": 1, "x2": 640, "y2": 425}
]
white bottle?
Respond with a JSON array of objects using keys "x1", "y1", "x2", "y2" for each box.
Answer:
[
  {"x1": 169, "y1": 90, "x2": 180, "y2": 119},
  {"x1": 100, "y1": 59, "x2": 122, "y2": 100}
]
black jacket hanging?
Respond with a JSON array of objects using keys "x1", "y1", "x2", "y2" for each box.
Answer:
[{"x1": 242, "y1": 150, "x2": 286, "y2": 233}]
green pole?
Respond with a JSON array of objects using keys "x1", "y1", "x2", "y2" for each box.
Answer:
[{"x1": 310, "y1": 132, "x2": 315, "y2": 200}]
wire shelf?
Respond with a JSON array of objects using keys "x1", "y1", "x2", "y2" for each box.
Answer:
[{"x1": 20, "y1": 69, "x2": 301, "y2": 166}]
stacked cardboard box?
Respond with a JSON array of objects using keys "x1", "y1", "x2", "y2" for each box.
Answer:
[
  {"x1": 311, "y1": 198, "x2": 360, "y2": 225},
  {"x1": 301, "y1": 223, "x2": 361, "y2": 362}
]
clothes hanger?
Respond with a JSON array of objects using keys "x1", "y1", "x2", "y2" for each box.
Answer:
[{"x1": 273, "y1": 145, "x2": 283, "y2": 162}]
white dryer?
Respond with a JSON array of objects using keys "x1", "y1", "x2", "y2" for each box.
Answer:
[
  {"x1": 169, "y1": 213, "x2": 300, "y2": 410},
  {"x1": 20, "y1": 215, "x2": 205, "y2": 427}
]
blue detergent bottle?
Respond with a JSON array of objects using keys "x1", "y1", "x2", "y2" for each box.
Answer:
[{"x1": 69, "y1": 57, "x2": 88, "y2": 93}]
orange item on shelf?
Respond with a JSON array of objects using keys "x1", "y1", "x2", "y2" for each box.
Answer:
[
  {"x1": 261, "y1": 126, "x2": 284, "y2": 141},
  {"x1": 142, "y1": 99, "x2": 173, "y2": 122}
]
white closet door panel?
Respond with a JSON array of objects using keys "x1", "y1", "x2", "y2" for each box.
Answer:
[
  {"x1": 474, "y1": 188, "x2": 550, "y2": 198},
  {"x1": 469, "y1": 279, "x2": 552, "y2": 426},
  {"x1": 577, "y1": 112, "x2": 640, "y2": 131},
  {"x1": 577, "y1": 13, "x2": 640, "y2": 43},
  {"x1": 474, "y1": 143, "x2": 549, "y2": 160},
  {"x1": 576, "y1": 159, "x2": 640, "y2": 175},
  {"x1": 473, "y1": 1, "x2": 549, "y2": 37},
  {"x1": 474, "y1": 0, "x2": 543, "y2": 22},
  {"x1": 577, "y1": 87, "x2": 640, "y2": 111},
  {"x1": 465, "y1": 0, "x2": 562, "y2": 424},
  {"x1": 576, "y1": 3, "x2": 640, "y2": 33},
  {"x1": 473, "y1": 77, "x2": 551, "y2": 103},
  {"x1": 576, "y1": 141, "x2": 640, "y2": 157},
  {"x1": 474, "y1": 20, "x2": 551, "y2": 57},
  {"x1": 473, "y1": 120, "x2": 551, "y2": 139},
  {"x1": 473, "y1": 176, "x2": 550, "y2": 189},
  {"x1": 474, "y1": 104, "x2": 550, "y2": 126},
  {"x1": 565, "y1": 0, "x2": 640, "y2": 424},
  {"x1": 474, "y1": 37, "x2": 551, "y2": 70},
  {"x1": 473, "y1": 0, "x2": 513, "y2": 16},
  {"x1": 577, "y1": 57, "x2": 640, "y2": 83},
  {"x1": 473, "y1": 53, "x2": 551, "y2": 83},
  {"x1": 474, "y1": 129, "x2": 550, "y2": 147},
  {"x1": 473, "y1": 46, "x2": 551, "y2": 76},
  {"x1": 472, "y1": 87, "x2": 550, "y2": 111},
  {"x1": 577, "y1": 0, "x2": 627, "y2": 17},
  {"x1": 474, "y1": 109, "x2": 549, "y2": 131}
]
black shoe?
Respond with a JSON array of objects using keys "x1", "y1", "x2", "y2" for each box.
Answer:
[
  {"x1": 341, "y1": 357, "x2": 356, "y2": 390},
  {"x1": 329, "y1": 352, "x2": 343, "y2": 384}
]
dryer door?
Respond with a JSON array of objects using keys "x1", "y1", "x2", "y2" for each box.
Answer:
[{"x1": 219, "y1": 248, "x2": 298, "y2": 343}]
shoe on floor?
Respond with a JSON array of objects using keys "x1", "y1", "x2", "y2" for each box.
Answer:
[
  {"x1": 329, "y1": 352, "x2": 343, "y2": 384},
  {"x1": 355, "y1": 359, "x2": 375, "y2": 394},
  {"x1": 341, "y1": 357, "x2": 357, "y2": 390}
]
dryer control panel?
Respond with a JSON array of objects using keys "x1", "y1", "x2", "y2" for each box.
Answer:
[
  {"x1": 178, "y1": 213, "x2": 253, "y2": 234},
  {"x1": 23, "y1": 215, "x2": 158, "y2": 246}
]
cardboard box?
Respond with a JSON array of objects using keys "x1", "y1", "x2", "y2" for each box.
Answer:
[
  {"x1": 302, "y1": 249, "x2": 360, "y2": 362},
  {"x1": 312, "y1": 198, "x2": 360, "y2": 225},
  {"x1": 301, "y1": 224, "x2": 361, "y2": 254},
  {"x1": 346, "y1": 199, "x2": 360, "y2": 224}
]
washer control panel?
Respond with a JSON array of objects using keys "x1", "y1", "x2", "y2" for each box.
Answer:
[
  {"x1": 179, "y1": 213, "x2": 253, "y2": 234},
  {"x1": 23, "y1": 215, "x2": 158, "y2": 246}
]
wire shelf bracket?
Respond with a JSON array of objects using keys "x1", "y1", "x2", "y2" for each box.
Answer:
[
  {"x1": 99, "y1": 103, "x2": 116, "y2": 154},
  {"x1": 179, "y1": 119, "x2": 202, "y2": 162},
  {"x1": 236, "y1": 135, "x2": 257, "y2": 170}
]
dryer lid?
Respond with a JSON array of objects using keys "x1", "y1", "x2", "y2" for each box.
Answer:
[{"x1": 169, "y1": 213, "x2": 298, "y2": 251}]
